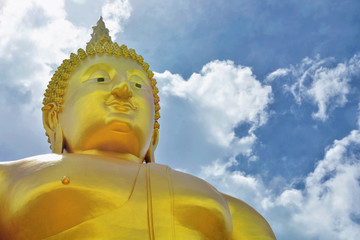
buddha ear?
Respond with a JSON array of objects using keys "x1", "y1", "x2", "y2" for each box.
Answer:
[
  {"x1": 152, "y1": 129, "x2": 159, "y2": 150},
  {"x1": 144, "y1": 142, "x2": 155, "y2": 163},
  {"x1": 42, "y1": 104, "x2": 64, "y2": 154},
  {"x1": 144, "y1": 130, "x2": 159, "y2": 163}
]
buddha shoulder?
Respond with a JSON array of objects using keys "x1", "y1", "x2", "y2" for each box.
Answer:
[
  {"x1": 0, "y1": 155, "x2": 60, "y2": 195},
  {"x1": 0, "y1": 153, "x2": 141, "y2": 182},
  {"x1": 0, "y1": 154, "x2": 64, "y2": 177},
  {"x1": 223, "y1": 193, "x2": 277, "y2": 239}
]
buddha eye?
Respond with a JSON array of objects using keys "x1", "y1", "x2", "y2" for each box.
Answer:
[
  {"x1": 87, "y1": 77, "x2": 111, "y2": 83},
  {"x1": 135, "y1": 83, "x2": 142, "y2": 88}
]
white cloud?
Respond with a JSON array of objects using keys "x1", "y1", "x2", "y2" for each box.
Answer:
[
  {"x1": 102, "y1": 0, "x2": 132, "y2": 39},
  {"x1": 157, "y1": 60, "x2": 272, "y2": 149},
  {"x1": 71, "y1": 0, "x2": 86, "y2": 4},
  {"x1": 155, "y1": 60, "x2": 272, "y2": 174},
  {"x1": 266, "y1": 53, "x2": 360, "y2": 121},
  {"x1": 287, "y1": 130, "x2": 360, "y2": 240},
  {"x1": 200, "y1": 158, "x2": 264, "y2": 203},
  {"x1": 200, "y1": 129, "x2": 360, "y2": 240},
  {"x1": 277, "y1": 189, "x2": 303, "y2": 208},
  {"x1": 265, "y1": 68, "x2": 289, "y2": 83},
  {"x1": 155, "y1": 60, "x2": 272, "y2": 173},
  {"x1": 0, "y1": 0, "x2": 90, "y2": 105},
  {"x1": 308, "y1": 63, "x2": 351, "y2": 120}
]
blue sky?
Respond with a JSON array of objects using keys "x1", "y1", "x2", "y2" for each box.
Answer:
[{"x1": 1, "y1": 0, "x2": 360, "y2": 239}]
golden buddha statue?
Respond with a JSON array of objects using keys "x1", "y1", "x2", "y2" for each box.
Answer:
[{"x1": 0, "y1": 17, "x2": 276, "y2": 240}]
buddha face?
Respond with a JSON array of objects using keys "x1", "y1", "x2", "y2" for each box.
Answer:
[{"x1": 58, "y1": 55, "x2": 155, "y2": 159}]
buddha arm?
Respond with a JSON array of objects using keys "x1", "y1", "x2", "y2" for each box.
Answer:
[{"x1": 222, "y1": 194, "x2": 277, "y2": 240}]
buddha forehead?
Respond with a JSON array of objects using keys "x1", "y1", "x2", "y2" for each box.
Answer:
[{"x1": 69, "y1": 55, "x2": 149, "y2": 83}]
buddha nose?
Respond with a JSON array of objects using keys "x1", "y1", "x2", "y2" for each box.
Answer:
[{"x1": 111, "y1": 81, "x2": 133, "y2": 99}]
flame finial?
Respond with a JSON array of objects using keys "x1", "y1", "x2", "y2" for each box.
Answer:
[{"x1": 88, "y1": 16, "x2": 112, "y2": 45}]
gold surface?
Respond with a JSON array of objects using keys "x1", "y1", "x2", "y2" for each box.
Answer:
[{"x1": 0, "y1": 18, "x2": 276, "y2": 239}]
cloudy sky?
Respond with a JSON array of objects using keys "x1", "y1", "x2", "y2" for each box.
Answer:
[{"x1": 1, "y1": 0, "x2": 360, "y2": 239}]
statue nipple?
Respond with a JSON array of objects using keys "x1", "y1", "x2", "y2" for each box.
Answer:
[{"x1": 61, "y1": 176, "x2": 70, "y2": 185}]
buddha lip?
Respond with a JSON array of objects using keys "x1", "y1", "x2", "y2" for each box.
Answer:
[{"x1": 105, "y1": 100, "x2": 137, "y2": 110}]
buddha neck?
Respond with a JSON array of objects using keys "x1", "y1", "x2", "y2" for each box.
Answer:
[{"x1": 66, "y1": 149, "x2": 143, "y2": 164}]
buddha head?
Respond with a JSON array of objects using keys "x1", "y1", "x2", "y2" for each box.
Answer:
[{"x1": 42, "y1": 17, "x2": 160, "y2": 163}]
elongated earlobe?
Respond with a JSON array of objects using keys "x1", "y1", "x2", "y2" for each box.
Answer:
[
  {"x1": 144, "y1": 142, "x2": 155, "y2": 163},
  {"x1": 152, "y1": 129, "x2": 159, "y2": 150},
  {"x1": 144, "y1": 130, "x2": 159, "y2": 163},
  {"x1": 51, "y1": 124, "x2": 64, "y2": 154},
  {"x1": 43, "y1": 104, "x2": 64, "y2": 154}
]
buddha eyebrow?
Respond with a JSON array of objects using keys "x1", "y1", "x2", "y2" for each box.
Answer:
[
  {"x1": 82, "y1": 63, "x2": 115, "y2": 82},
  {"x1": 127, "y1": 69, "x2": 148, "y2": 81},
  {"x1": 88, "y1": 70, "x2": 111, "y2": 78}
]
